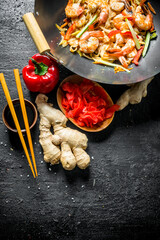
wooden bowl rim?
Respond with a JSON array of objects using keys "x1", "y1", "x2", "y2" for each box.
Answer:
[
  {"x1": 57, "y1": 75, "x2": 115, "y2": 132},
  {"x1": 2, "y1": 98, "x2": 38, "y2": 133}
]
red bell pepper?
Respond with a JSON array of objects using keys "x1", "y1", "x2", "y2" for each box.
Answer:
[
  {"x1": 108, "y1": 30, "x2": 121, "y2": 38},
  {"x1": 64, "y1": 22, "x2": 76, "y2": 40},
  {"x1": 22, "y1": 53, "x2": 59, "y2": 93},
  {"x1": 108, "y1": 30, "x2": 134, "y2": 39},
  {"x1": 121, "y1": 31, "x2": 133, "y2": 38},
  {"x1": 132, "y1": 46, "x2": 144, "y2": 66}
]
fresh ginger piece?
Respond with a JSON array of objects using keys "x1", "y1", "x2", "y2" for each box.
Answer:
[
  {"x1": 35, "y1": 94, "x2": 90, "y2": 170},
  {"x1": 36, "y1": 94, "x2": 67, "y2": 127},
  {"x1": 53, "y1": 125, "x2": 88, "y2": 149},
  {"x1": 39, "y1": 114, "x2": 61, "y2": 165},
  {"x1": 73, "y1": 147, "x2": 90, "y2": 169},
  {"x1": 60, "y1": 142, "x2": 77, "y2": 170},
  {"x1": 116, "y1": 77, "x2": 154, "y2": 110}
]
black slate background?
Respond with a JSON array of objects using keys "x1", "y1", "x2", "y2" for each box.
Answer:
[{"x1": 0, "y1": 1, "x2": 160, "y2": 239}]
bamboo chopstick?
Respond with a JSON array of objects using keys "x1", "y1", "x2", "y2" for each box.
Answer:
[
  {"x1": 0, "y1": 73, "x2": 36, "y2": 178},
  {"x1": 14, "y1": 69, "x2": 38, "y2": 177}
]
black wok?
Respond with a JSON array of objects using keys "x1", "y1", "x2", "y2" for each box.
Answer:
[{"x1": 34, "y1": 0, "x2": 160, "y2": 84}]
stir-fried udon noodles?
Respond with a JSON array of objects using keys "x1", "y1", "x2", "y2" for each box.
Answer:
[{"x1": 56, "y1": 0, "x2": 156, "y2": 72}]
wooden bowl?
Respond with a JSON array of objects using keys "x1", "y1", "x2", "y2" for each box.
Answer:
[
  {"x1": 57, "y1": 75, "x2": 115, "y2": 132},
  {"x1": 2, "y1": 98, "x2": 38, "y2": 133}
]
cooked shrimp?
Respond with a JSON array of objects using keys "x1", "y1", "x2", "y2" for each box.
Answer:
[
  {"x1": 134, "y1": 6, "x2": 153, "y2": 31},
  {"x1": 108, "y1": 9, "x2": 117, "y2": 20},
  {"x1": 121, "y1": 38, "x2": 135, "y2": 55},
  {"x1": 99, "y1": 44, "x2": 117, "y2": 60},
  {"x1": 127, "y1": 48, "x2": 137, "y2": 59},
  {"x1": 59, "y1": 0, "x2": 155, "y2": 70},
  {"x1": 110, "y1": 0, "x2": 125, "y2": 12},
  {"x1": 120, "y1": 0, "x2": 132, "y2": 12},
  {"x1": 115, "y1": 33, "x2": 124, "y2": 46},
  {"x1": 87, "y1": 0, "x2": 99, "y2": 13},
  {"x1": 79, "y1": 31, "x2": 104, "y2": 53},
  {"x1": 65, "y1": 0, "x2": 84, "y2": 18},
  {"x1": 75, "y1": 15, "x2": 87, "y2": 28},
  {"x1": 99, "y1": 44, "x2": 109, "y2": 58},
  {"x1": 108, "y1": 38, "x2": 135, "y2": 56},
  {"x1": 113, "y1": 13, "x2": 133, "y2": 30},
  {"x1": 79, "y1": 37, "x2": 99, "y2": 53},
  {"x1": 99, "y1": 3, "x2": 109, "y2": 25},
  {"x1": 87, "y1": 0, "x2": 109, "y2": 24},
  {"x1": 80, "y1": 30, "x2": 104, "y2": 40}
]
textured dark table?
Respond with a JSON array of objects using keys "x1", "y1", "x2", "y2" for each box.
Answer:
[{"x1": 0, "y1": 1, "x2": 160, "y2": 240}]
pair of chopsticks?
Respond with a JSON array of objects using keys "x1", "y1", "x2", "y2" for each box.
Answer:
[{"x1": 0, "y1": 70, "x2": 37, "y2": 178}]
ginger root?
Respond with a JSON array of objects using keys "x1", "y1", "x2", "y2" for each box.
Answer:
[
  {"x1": 35, "y1": 94, "x2": 90, "y2": 170},
  {"x1": 116, "y1": 77, "x2": 154, "y2": 110}
]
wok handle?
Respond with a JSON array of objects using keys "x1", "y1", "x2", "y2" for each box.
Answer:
[{"x1": 23, "y1": 13, "x2": 51, "y2": 54}]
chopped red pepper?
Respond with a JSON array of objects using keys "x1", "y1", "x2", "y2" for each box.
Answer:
[
  {"x1": 61, "y1": 79, "x2": 119, "y2": 128},
  {"x1": 132, "y1": 46, "x2": 144, "y2": 66},
  {"x1": 121, "y1": 31, "x2": 133, "y2": 38},
  {"x1": 64, "y1": 22, "x2": 76, "y2": 40},
  {"x1": 108, "y1": 30, "x2": 121, "y2": 38},
  {"x1": 108, "y1": 30, "x2": 134, "y2": 39},
  {"x1": 126, "y1": 16, "x2": 134, "y2": 21}
]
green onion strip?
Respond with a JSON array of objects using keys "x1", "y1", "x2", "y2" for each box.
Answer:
[
  {"x1": 76, "y1": 14, "x2": 98, "y2": 39},
  {"x1": 125, "y1": 18, "x2": 140, "y2": 50},
  {"x1": 93, "y1": 58, "x2": 131, "y2": 73},
  {"x1": 142, "y1": 31, "x2": 151, "y2": 57}
]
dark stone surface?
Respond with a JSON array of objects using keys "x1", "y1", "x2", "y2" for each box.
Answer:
[{"x1": 0, "y1": 1, "x2": 160, "y2": 239}]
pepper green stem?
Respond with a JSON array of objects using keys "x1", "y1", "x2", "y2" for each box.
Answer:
[
  {"x1": 30, "y1": 58, "x2": 48, "y2": 76},
  {"x1": 30, "y1": 58, "x2": 41, "y2": 70}
]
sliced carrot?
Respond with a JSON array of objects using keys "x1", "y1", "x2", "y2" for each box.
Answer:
[
  {"x1": 132, "y1": 46, "x2": 144, "y2": 65},
  {"x1": 63, "y1": 18, "x2": 68, "y2": 23},
  {"x1": 140, "y1": 0, "x2": 147, "y2": 6},
  {"x1": 147, "y1": 2, "x2": 156, "y2": 14},
  {"x1": 60, "y1": 22, "x2": 68, "y2": 28},
  {"x1": 60, "y1": 32, "x2": 65, "y2": 37},
  {"x1": 64, "y1": 22, "x2": 76, "y2": 40}
]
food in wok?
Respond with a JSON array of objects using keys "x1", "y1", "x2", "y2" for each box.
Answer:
[{"x1": 56, "y1": 0, "x2": 157, "y2": 72}]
